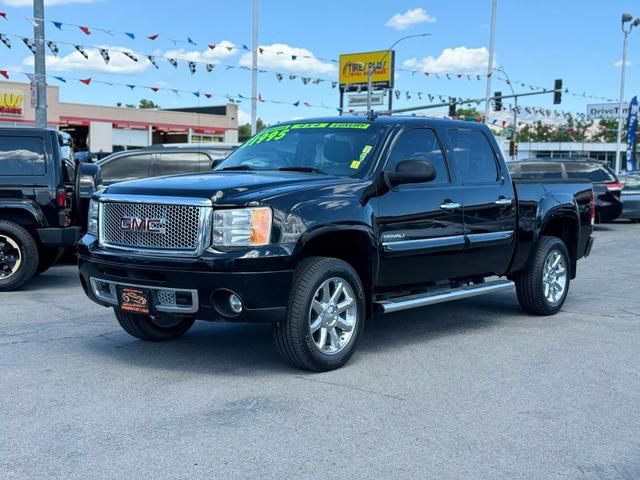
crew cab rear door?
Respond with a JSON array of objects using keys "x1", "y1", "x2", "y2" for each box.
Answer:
[
  {"x1": 376, "y1": 127, "x2": 466, "y2": 288},
  {"x1": 445, "y1": 127, "x2": 516, "y2": 277}
]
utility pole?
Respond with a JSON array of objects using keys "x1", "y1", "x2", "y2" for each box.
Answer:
[
  {"x1": 33, "y1": 0, "x2": 47, "y2": 129},
  {"x1": 483, "y1": 0, "x2": 497, "y2": 124},
  {"x1": 250, "y1": 0, "x2": 259, "y2": 135}
]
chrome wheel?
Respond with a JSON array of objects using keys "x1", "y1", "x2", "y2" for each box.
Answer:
[
  {"x1": 0, "y1": 234, "x2": 22, "y2": 280},
  {"x1": 309, "y1": 277, "x2": 357, "y2": 355},
  {"x1": 542, "y1": 249, "x2": 567, "y2": 304}
]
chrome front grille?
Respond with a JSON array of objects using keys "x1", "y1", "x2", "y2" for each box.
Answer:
[{"x1": 98, "y1": 195, "x2": 211, "y2": 256}]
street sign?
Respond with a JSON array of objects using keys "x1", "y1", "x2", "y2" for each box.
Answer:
[
  {"x1": 339, "y1": 50, "x2": 395, "y2": 90},
  {"x1": 348, "y1": 93, "x2": 384, "y2": 107},
  {"x1": 587, "y1": 102, "x2": 629, "y2": 120}
]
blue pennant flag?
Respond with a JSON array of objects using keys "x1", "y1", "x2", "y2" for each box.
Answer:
[
  {"x1": 192, "y1": 91, "x2": 200, "y2": 98},
  {"x1": 52, "y1": 21, "x2": 63, "y2": 30},
  {"x1": 187, "y1": 37, "x2": 197, "y2": 45},
  {"x1": 127, "y1": 84, "x2": 135, "y2": 90},
  {"x1": 125, "y1": 32, "x2": 135, "y2": 40},
  {"x1": 53, "y1": 76, "x2": 66, "y2": 83},
  {"x1": 292, "y1": 101, "x2": 300, "y2": 107},
  {"x1": 291, "y1": 55, "x2": 297, "y2": 61},
  {"x1": 626, "y1": 96, "x2": 638, "y2": 172}
]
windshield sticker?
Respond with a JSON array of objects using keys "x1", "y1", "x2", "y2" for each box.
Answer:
[
  {"x1": 350, "y1": 160, "x2": 362, "y2": 169},
  {"x1": 359, "y1": 144, "x2": 374, "y2": 162},
  {"x1": 240, "y1": 122, "x2": 373, "y2": 150}
]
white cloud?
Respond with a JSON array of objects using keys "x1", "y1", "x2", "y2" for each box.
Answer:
[
  {"x1": 239, "y1": 43, "x2": 336, "y2": 75},
  {"x1": 23, "y1": 46, "x2": 151, "y2": 74},
  {"x1": 1, "y1": 0, "x2": 96, "y2": 6},
  {"x1": 403, "y1": 46, "x2": 489, "y2": 73},
  {"x1": 163, "y1": 40, "x2": 237, "y2": 64},
  {"x1": 238, "y1": 110, "x2": 250, "y2": 125},
  {"x1": 385, "y1": 8, "x2": 436, "y2": 30},
  {"x1": 614, "y1": 59, "x2": 632, "y2": 68}
]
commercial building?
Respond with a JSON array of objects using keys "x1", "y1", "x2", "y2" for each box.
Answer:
[
  {"x1": 499, "y1": 141, "x2": 626, "y2": 167},
  {"x1": 0, "y1": 81, "x2": 239, "y2": 153}
]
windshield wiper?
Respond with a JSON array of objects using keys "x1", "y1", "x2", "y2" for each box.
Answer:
[
  {"x1": 219, "y1": 165, "x2": 255, "y2": 171},
  {"x1": 277, "y1": 166, "x2": 327, "y2": 175}
]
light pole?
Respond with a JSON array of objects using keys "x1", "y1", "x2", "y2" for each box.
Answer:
[
  {"x1": 250, "y1": 0, "x2": 259, "y2": 135},
  {"x1": 33, "y1": 0, "x2": 47, "y2": 129},
  {"x1": 365, "y1": 33, "x2": 431, "y2": 113},
  {"x1": 484, "y1": 0, "x2": 498, "y2": 124},
  {"x1": 495, "y1": 66, "x2": 517, "y2": 159},
  {"x1": 615, "y1": 13, "x2": 640, "y2": 174}
]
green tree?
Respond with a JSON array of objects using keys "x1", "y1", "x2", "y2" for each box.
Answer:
[
  {"x1": 592, "y1": 119, "x2": 620, "y2": 143},
  {"x1": 139, "y1": 99, "x2": 160, "y2": 109},
  {"x1": 455, "y1": 107, "x2": 483, "y2": 121},
  {"x1": 238, "y1": 118, "x2": 266, "y2": 142}
]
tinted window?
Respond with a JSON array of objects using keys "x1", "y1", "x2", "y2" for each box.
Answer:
[
  {"x1": 0, "y1": 136, "x2": 46, "y2": 176},
  {"x1": 387, "y1": 128, "x2": 450, "y2": 185},
  {"x1": 448, "y1": 129, "x2": 499, "y2": 184},
  {"x1": 565, "y1": 163, "x2": 615, "y2": 183},
  {"x1": 100, "y1": 154, "x2": 153, "y2": 184},
  {"x1": 157, "y1": 152, "x2": 210, "y2": 176},
  {"x1": 509, "y1": 162, "x2": 563, "y2": 179}
]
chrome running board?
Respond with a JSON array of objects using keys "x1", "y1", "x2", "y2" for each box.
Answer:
[{"x1": 376, "y1": 280, "x2": 515, "y2": 314}]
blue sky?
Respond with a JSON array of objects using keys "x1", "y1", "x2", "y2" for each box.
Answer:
[{"x1": 0, "y1": 0, "x2": 638, "y2": 124}]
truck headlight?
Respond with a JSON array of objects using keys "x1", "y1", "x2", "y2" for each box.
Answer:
[
  {"x1": 87, "y1": 199, "x2": 99, "y2": 236},
  {"x1": 212, "y1": 207, "x2": 272, "y2": 247}
]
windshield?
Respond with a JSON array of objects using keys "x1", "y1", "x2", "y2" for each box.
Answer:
[{"x1": 216, "y1": 121, "x2": 388, "y2": 177}]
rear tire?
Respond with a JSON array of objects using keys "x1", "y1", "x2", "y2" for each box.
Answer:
[
  {"x1": 0, "y1": 221, "x2": 39, "y2": 292},
  {"x1": 114, "y1": 308, "x2": 195, "y2": 341},
  {"x1": 273, "y1": 257, "x2": 365, "y2": 372},
  {"x1": 515, "y1": 236, "x2": 571, "y2": 315}
]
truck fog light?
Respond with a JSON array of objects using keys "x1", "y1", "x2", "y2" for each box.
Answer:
[{"x1": 229, "y1": 293, "x2": 243, "y2": 314}]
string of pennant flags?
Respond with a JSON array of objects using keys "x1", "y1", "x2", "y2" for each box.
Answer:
[
  {"x1": 0, "y1": 12, "x2": 618, "y2": 102},
  {"x1": 0, "y1": 68, "x2": 334, "y2": 110}
]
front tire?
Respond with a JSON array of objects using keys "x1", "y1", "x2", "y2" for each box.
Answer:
[
  {"x1": 515, "y1": 236, "x2": 571, "y2": 315},
  {"x1": 273, "y1": 257, "x2": 365, "y2": 372},
  {"x1": 0, "y1": 221, "x2": 39, "y2": 292},
  {"x1": 114, "y1": 308, "x2": 195, "y2": 341}
]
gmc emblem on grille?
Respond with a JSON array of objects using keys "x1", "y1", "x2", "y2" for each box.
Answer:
[{"x1": 120, "y1": 216, "x2": 167, "y2": 234}]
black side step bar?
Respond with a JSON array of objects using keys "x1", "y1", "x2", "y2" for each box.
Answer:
[{"x1": 376, "y1": 280, "x2": 515, "y2": 314}]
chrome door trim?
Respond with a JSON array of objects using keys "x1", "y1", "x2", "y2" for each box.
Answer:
[
  {"x1": 467, "y1": 230, "x2": 514, "y2": 245},
  {"x1": 383, "y1": 235, "x2": 466, "y2": 252}
]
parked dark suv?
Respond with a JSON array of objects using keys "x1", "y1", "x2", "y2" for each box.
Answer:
[
  {"x1": 0, "y1": 128, "x2": 99, "y2": 290},
  {"x1": 97, "y1": 143, "x2": 238, "y2": 186},
  {"x1": 507, "y1": 159, "x2": 623, "y2": 222}
]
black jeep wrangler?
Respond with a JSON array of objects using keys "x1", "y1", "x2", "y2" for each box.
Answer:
[{"x1": 0, "y1": 128, "x2": 99, "y2": 291}]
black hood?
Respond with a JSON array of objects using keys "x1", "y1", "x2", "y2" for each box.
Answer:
[{"x1": 103, "y1": 170, "x2": 356, "y2": 205}]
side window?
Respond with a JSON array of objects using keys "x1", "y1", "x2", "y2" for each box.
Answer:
[
  {"x1": 386, "y1": 129, "x2": 450, "y2": 185},
  {"x1": 0, "y1": 135, "x2": 46, "y2": 176},
  {"x1": 100, "y1": 154, "x2": 153, "y2": 184},
  {"x1": 157, "y1": 152, "x2": 209, "y2": 176},
  {"x1": 448, "y1": 128, "x2": 499, "y2": 184}
]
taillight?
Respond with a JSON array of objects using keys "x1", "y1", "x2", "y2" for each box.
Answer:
[
  {"x1": 56, "y1": 189, "x2": 69, "y2": 208},
  {"x1": 605, "y1": 181, "x2": 623, "y2": 192},
  {"x1": 590, "y1": 190, "x2": 596, "y2": 225}
]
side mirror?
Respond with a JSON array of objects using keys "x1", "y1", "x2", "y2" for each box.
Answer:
[{"x1": 385, "y1": 159, "x2": 436, "y2": 187}]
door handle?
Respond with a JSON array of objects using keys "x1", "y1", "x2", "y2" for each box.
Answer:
[
  {"x1": 495, "y1": 197, "x2": 513, "y2": 206},
  {"x1": 440, "y1": 202, "x2": 461, "y2": 210}
]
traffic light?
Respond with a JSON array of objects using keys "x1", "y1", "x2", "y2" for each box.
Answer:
[
  {"x1": 448, "y1": 97, "x2": 456, "y2": 117},
  {"x1": 494, "y1": 91, "x2": 502, "y2": 111},
  {"x1": 509, "y1": 140, "x2": 518, "y2": 158},
  {"x1": 553, "y1": 79, "x2": 563, "y2": 105}
]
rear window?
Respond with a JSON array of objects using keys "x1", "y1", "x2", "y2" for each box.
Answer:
[
  {"x1": 509, "y1": 163, "x2": 563, "y2": 179},
  {"x1": 565, "y1": 163, "x2": 615, "y2": 183},
  {"x1": 0, "y1": 135, "x2": 46, "y2": 176},
  {"x1": 447, "y1": 128, "x2": 499, "y2": 184}
]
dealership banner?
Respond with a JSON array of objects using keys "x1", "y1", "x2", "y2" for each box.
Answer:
[
  {"x1": 339, "y1": 50, "x2": 395, "y2": 90},
  {"x1": 626, "y1": 96, "x2": 638, "y2": 172}
]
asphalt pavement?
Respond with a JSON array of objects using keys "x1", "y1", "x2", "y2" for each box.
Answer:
[{"x1": 1, "y1": 223, "x2": 640, "y2": 480}]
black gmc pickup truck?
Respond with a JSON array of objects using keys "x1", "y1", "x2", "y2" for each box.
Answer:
[{"x1": 79, "y1": 117, "x2": 594, "y2": 371}]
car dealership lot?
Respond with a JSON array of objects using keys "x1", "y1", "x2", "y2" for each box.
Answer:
[{"x1": 1, "y1": 223, "x2": 639, "y2": 480}]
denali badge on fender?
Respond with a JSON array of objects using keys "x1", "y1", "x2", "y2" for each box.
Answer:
[{"x1": 120, "y1": 216, "x2": 167, "y2": 234}]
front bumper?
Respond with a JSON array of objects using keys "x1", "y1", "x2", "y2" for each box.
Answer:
[{"x1": 78, "y1": 239, "x2": 294, "y2": 323}]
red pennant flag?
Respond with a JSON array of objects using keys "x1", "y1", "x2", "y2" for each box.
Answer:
[
  {"x1": 208, "y1": 44, "x2": 216, "y2": 50},
  {"x1": 303, "y1": 102, "x2": 311, "y2": 107},
  {"x1": 0, "y1": 70, "x2": 9, "y2": 79},
  {"x1": 147, "y1": 34, "x2": 159, "y2": 40},
  {"x1": 150, "y1": 86, "x2": 159, "y2": 92},
  {"x1": 0, "y1": 12, "x2": 7, "y2": 20},
  {"x1": 258, "y1": 47, "x2": 264, "y2": 54},
  {"x1": 79, "y1": 77, "x2": 92, "y2": 85},
  {"x1": 204, "y1": 93, "x2": 212, "y2": 99},
  {"x1": 79, "y1": 25, "x2": 91, "y2": 35}
]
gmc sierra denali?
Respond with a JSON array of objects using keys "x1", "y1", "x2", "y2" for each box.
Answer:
[{"x1": 78, "y1": 117, "x2": 594, "y2": 371}]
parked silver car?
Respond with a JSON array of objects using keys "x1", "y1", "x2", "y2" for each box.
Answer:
[{"x1": 620, "y1": 173, "x2": 640, "y2": 222}]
